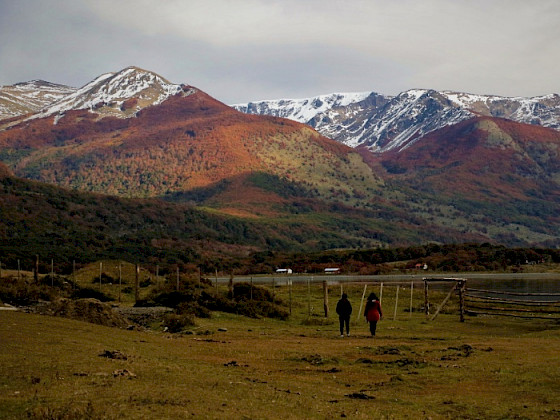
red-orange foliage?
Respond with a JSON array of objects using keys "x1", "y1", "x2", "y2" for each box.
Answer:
[
  {"x1": 0, "y1": 89, "x2": 359, "y2": 199},
  {"x1": 370, "y1": 116, "x2": 560, "y2": 202}
]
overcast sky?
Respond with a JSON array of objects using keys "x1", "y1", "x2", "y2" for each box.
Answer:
[{"x1": 1, "y1": 0, "x2": 558, "y2": 104}]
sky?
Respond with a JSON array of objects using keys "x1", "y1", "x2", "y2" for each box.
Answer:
[{"x1": 1, "y1": 0, "x2": 559, "y2": 104}]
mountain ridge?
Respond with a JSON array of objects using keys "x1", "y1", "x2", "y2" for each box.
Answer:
[
  {"x1": 0, "y1": 73, "x2": 383, "y2": 209},
  {"x1": 234, "y1": 89, "x2": 560, "y2": 152},
  {"x1": 2, "y1": 66, "x2": 560, "y2": 249},
  {"x1": 0, "y1": 80, "x2": 76, "y2": 121}
]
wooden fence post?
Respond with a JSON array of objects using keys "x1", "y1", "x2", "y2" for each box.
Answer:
[
  {"x1": 393, "y1": 285, "x2": 400, "y2": 321},
  {"x1": 307, "y1": 277, "x2": 312, "y2": 317},
  {"x1": 215, "y1": 269, "x2": 218, "y2": 294},
  {"x1": 289, "y1": 278, "x2": 292, "y2": 315},
  {"x1": 410, "y1": 281, "x2": 414, "y2": 318},
  {"x1": 459, "y1": 280, "x2": 466, "y2": 322},
  {"x1": 323, "y1": 280, "x2": 329, "y2": 318},
  {"x1": 156, "y1": 265, "x2": 159, "y2": 285},
  {"x1": 34, "y1": 255, "x2": 39, "y2": 283},
  {"x1": 379, "y1": 282, "x2": 384, "y2": 305},
  {"x1": 357, "y1": 284, "x2": 367, "y2": 322},
  {"x1": 118, "y1": 262, "x2": 122, "y2": 304},
  {"x1": 135, "y1": 264, "x2": 140, "y2": 303},
  {"x1": 424, "y1": 280, "x2": 429, "y2": 316}
]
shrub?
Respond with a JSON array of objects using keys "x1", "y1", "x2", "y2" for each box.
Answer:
[
  {"x1": 229, "y1": 282, "x2": 273, "y2": 302},
  {"x1": 235, "y1": 300, "x2": 289, "y2": 320},
  {"x1": 163, "y1": 313, "x2": 195, "y2": 333},
  {"x1": 149, "y1": 290, "x2": 196, "y2": 308},
  {"x1": 39, "y1": 275, "x2": 67, "y2": 288},
  {"x1": 0, "y1": 276, "x2": 57, "y2": 305},
  {"x1": 91, "y1": 273, "x2": 116, "y2": 285},
  {"x1": 71, "y1": 287, "x2": 112, "y2": 302},
  {"x1": 139, "y1": 281, "x2": 288, "y2": 321},
  {"x1": 177, "y1": 301, "x2": 211, "y2": 318},
  {"x1": 139, "y1": 278, "x2": 153, "y2": 288}
]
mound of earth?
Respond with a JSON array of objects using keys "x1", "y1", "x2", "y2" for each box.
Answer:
[
  {"x1": 114, "y1": 306, "x2": 173, "y2": 328},
  {"x1": 44, "y1": 298, "x2": 131, "y2": 328}
]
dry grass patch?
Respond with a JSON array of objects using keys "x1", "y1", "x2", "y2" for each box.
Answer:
[{"x1": 2, "y1": 297, "x2": 560, "y2": 419}]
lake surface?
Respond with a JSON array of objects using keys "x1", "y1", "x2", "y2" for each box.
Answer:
[{"x1": 220, "y1": 273, "x2": 560, "y2": 296}]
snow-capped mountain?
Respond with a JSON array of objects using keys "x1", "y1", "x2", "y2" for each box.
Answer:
[
  {"x1": 443, "y1": 92, "x2": 560, "y2": 129},
  {"x1": 234, "y1": 90, "x2": 560, "y2": 152},
  {"x1": 30, "y1": 66, "x2": 188, "y2": 122},
  {"x1": 234, "y1": 92, "x2": 373, "y2": 124},
  {"x1": 0, "y1": 80, "x2": 76, "y2": 120}
]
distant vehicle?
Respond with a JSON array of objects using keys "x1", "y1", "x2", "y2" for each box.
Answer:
[{"x1": 276, "y1": 268, "x2": 293, "y2": 274}]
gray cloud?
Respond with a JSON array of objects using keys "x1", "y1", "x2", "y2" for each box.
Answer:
[{"x1": 1, "y1": 0, "x2": 558, "y2": 103}]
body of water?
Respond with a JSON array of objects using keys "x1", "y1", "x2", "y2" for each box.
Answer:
[{"x1": 219, "y1": 273, "x2": 560, "y2": 295}]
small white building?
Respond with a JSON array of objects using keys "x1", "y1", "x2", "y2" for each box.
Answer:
[
  {"x1": 324, "y1": 268, "x2": 340, "y2": 274},
  {"x1": 276, "y1": 268, "x2": 293, "y2": 274}
]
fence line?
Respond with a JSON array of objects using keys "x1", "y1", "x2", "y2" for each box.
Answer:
[
  {"x1": 467, "y1": 288, "x2": 560, "y2": 297},
  {"x1": 465, "y1": 287, "x2": 560, "y2": 320}
]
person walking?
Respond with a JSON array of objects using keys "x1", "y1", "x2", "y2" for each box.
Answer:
[
  {"x1": 364, "y1": 292, "x2": 383, "y2": 337},
  {"x1": 336, "y1": 293, "x2": 352, "y2": 337}
]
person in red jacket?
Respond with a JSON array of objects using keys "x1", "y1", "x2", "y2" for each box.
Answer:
[{"x1": 364, "y1": 292, "x2": 382, "y2": 337}]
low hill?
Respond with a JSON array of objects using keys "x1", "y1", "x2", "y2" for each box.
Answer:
[
  {"x1": 365, "y1": 116, "x2": 560, "y2": 246},
  {"x1": 2, "y1": 171, "x2": 478, "y2": 272},
  {"x1": 0, "y1": 68, "x2": 381, "y2": 212},
  {"x1": 2, "y1": 67, "x2": 560, "y2": 249}
]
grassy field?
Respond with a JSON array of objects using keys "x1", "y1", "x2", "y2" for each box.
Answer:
[{"x1": 1, "y1": 279, "x2": 560, "y2": 419}]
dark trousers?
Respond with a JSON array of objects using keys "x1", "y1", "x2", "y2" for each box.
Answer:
[
  {"x1": 339, "y1": 316, "x2": 350, "y2": 335},
  {"x1": 369, "y1": 321, "x2": 378, "y2": 336}
]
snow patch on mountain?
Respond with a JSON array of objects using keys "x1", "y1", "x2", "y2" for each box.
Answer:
[
  {"x1": 233, "y1": 92, "x2": 371, "y2": 124},
  {"x1": 442, "y1": 92, "x2": 560, "y2": 129},
  {"x1": 234, "y1": 89, "x2": 560, "y2": 153},
  {"x1": 0, "y1": 80, "x2": 76, "y2": 120},
  {"x1": 30, "y1": 67, "x2": 184, "y2": 122}
]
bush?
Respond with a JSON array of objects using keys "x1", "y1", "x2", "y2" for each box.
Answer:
[
  {"x1": 229, "y1": 282, "x2": 273, "y2": 302},
  {"x1": 138, "y1": 281, "x2": 289, "y2": 321},
  {"x1": 91, "y1": 273, "x2": 116, "y2": 285},
  {"x1": 150, "y1": 290, "x2": 197, "y2": 308},
  {"x1": 163, "y1": 313, "x2": 195, "y2": 333},
  {"x1": 140, "y1": 278, "x2": 153, "y2": 288},
  {"x1": 235, "y1": 300, "x2": 289, "y2": 320},
  {"x1": 177, "y1": 301, "x2": 211, "y2": 318},
  {"x1": 39, "y1": 275, "x2": 67, "y2": 288},
  {"x1": 71, "y1": 287, "x2": 112, "y2": 302},
  {"x1": 0, "y1": 276, "x2": 57, "y2": 305}
]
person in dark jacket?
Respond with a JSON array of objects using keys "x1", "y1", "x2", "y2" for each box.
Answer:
[
  {"x1": 336, "y1": 293, "x2": 352, "y2": 337},
  {"x1": 364, "y1": 292, "x2": 383, "y2": 337}
]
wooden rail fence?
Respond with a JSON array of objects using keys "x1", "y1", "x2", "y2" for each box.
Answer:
[{"x1": 464, "y1": 288, "x2": 560, "y2": 320}]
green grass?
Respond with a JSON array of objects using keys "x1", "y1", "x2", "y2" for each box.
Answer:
[{"x1": 2, "y1": 278, "x2": 560, "y2": 419}]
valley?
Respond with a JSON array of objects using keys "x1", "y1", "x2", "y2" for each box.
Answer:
[{"x1": 1, "y1": 66, "x2": 560, "y2": 265}]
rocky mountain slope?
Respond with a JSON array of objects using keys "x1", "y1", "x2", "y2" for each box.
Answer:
[
  {"x1": 0, "y1": 80, "x2": 76, "y2": 121},
  {"x1": 234, "y1": 90, "x2": 560, "y2": 152},
  {"x1": 29, "y1": 66, "x2": 186, "y2": 121},
  {"x1": 0, "y1": 67, "x2": 382, "y2": 211},
  {"x1": 2, "y1": 67, "x2": 560, "y2": 248}
]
